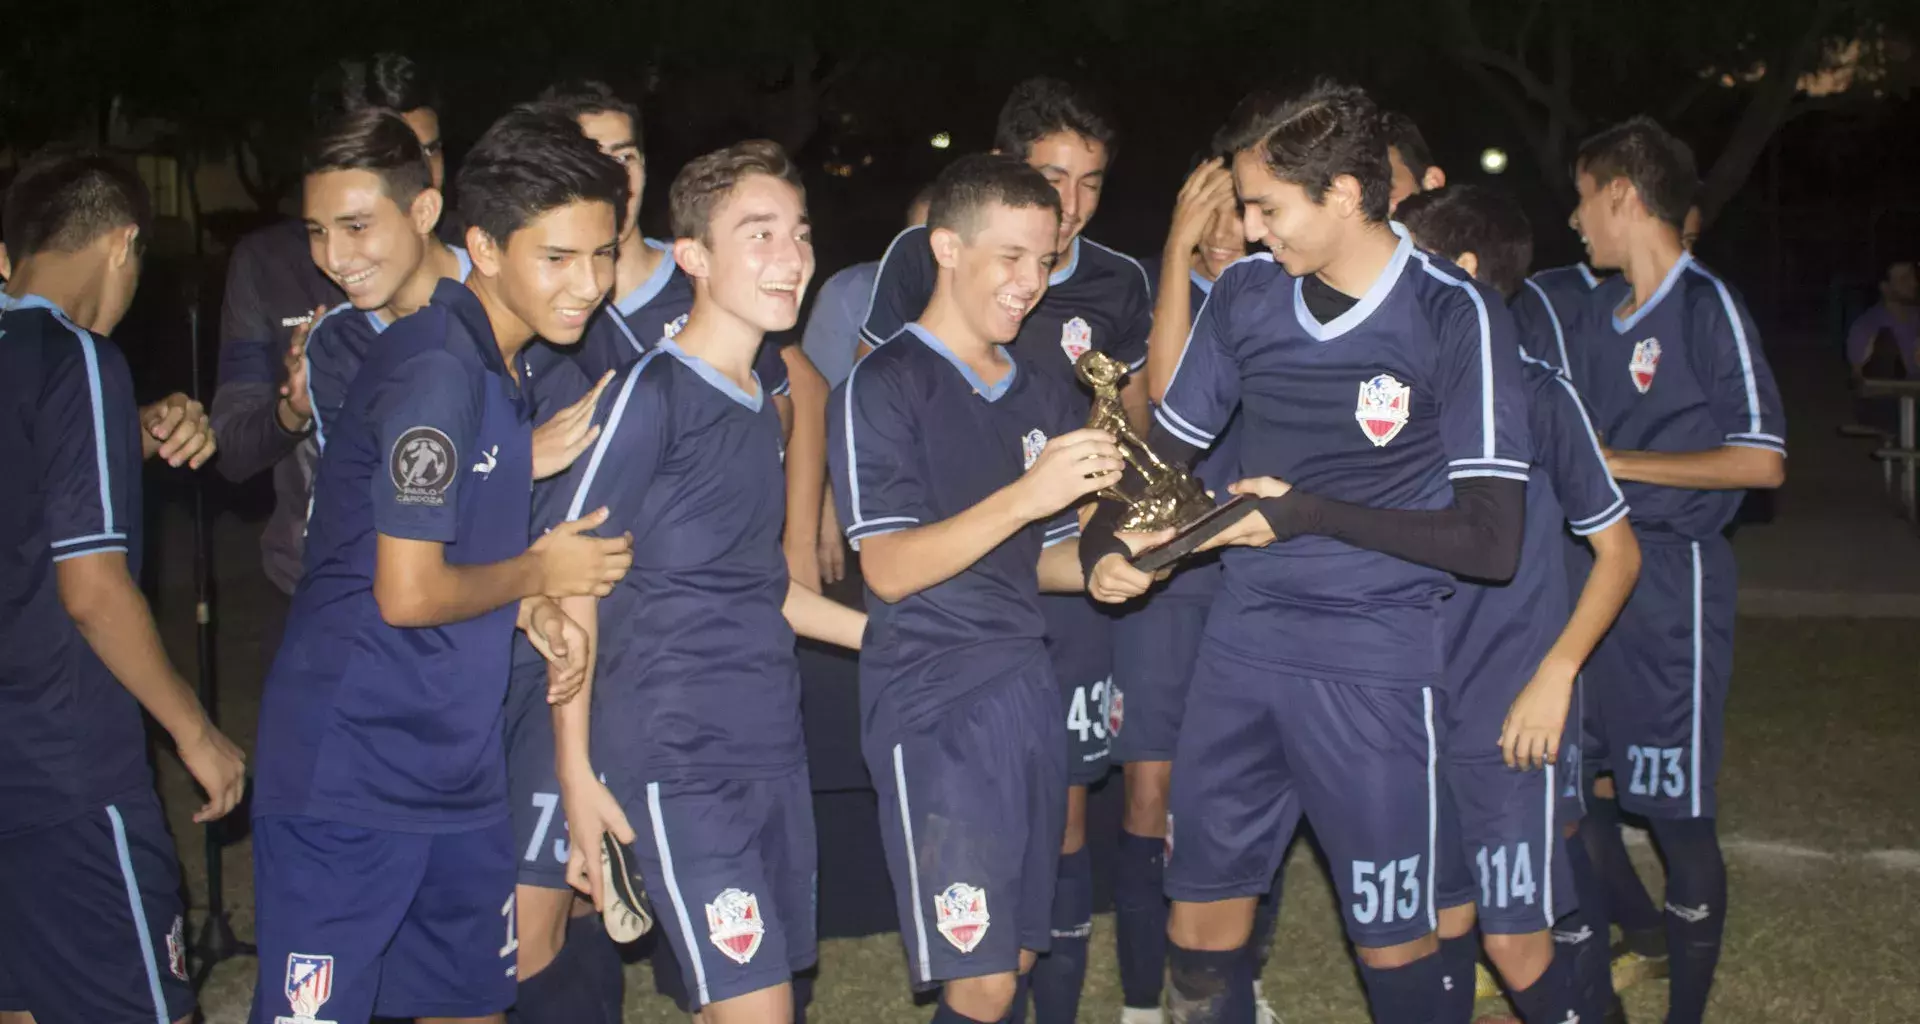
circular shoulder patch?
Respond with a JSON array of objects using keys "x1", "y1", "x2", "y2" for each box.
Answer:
[{"x1": 390, "y1": 426, "x2": 457, "y2": 506}]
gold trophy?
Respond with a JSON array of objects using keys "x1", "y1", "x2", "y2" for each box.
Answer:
[{"x1": 1076, "y1": 351, "x2": 1254, "y2": 572}]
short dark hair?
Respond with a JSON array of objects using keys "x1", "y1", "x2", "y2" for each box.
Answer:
[
  {"x1": 927, "y1": 153, "x2": 1061, "y2": 241},
  {"x1": 537, "y1": 79, "x2": 643, "y2": 151},
  {"x1": 456, "y1": 105, "x2": 627, "y2": 246},
  {"x1": 1884, "y1": 258, "x2": 1917, "y2": 281},
  {"x1": 669, "y1": 139, "x2": 805, "y2": 243},
  {"x1": 311, "y1": 53, "x2": 437, "y2": 124},
  {"x1": 993, "y1": 77, "x2": 1117, "y2": 160},
  {"x1": 3, "y1": 148, "x2": 152, "y2": 259},
  {"x1": 1574, "y1": 116, "x2": 1698, "y2": 230},
  {"x1": 303, "y1": 109, "x2": 434, "y2": 208},
  {"x1": 1213, "y1": 80, "x2": 1392, "y2": 223},
  {"x1": 1380, "y1": 111, "x2": 1436, "y2": 179},
  {"x1": 1395, "y1": 184, "x2": 1534, "y2": 299}
]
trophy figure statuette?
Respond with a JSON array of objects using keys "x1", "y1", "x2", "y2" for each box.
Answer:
[{"x1": 1075, "y1": 350, "x2": 1255, "y2": 572}]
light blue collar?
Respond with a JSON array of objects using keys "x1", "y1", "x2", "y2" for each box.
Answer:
[
  {"x1": 615, "y1": 239, "x2": 677, "y2": 318},
  {"x1": 1612, "y1": 252, "x2": 1692, "y2": 334},
  {"x1": 1049, "y1": 236, "x2": 1082, "y2": 286},
  {"x1": 906, "y1": 322, "x2": 1017, "y2": 401},
  {"x1": 657, "y1": 337, "x2": 763, "y2": 412},
  {"x1": 0, "y1": 292, "x2": 66, "y2": 318},
  {"x1": 1190, "y1": 267, "x2": 1214, "y2": 296},
  {"x1": 1292, "y1": 226, "x2": 1413, "y2": 341}
]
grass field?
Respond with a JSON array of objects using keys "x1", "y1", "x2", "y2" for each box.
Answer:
[{"x1": 156, "y1": 519, "x2": 1918, "y2": 1024}]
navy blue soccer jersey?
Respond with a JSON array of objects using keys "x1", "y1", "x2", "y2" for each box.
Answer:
[
  {"x1": 829, "y1": 324, "x2": 1084, "y2": 736},
  {"x1": 1445, "y1": 357, "x2": 1627, "y2": 741},
  {"x1": 0, "y1": 295, "x2": 151, "y2": 837},
  {"x1": 1572, "y1": 254, "x2": 1785, "y2": 540},
  {"x1": 545, "y1": 339, "x2": 801, "y2": 780},
  {"x1": 860, "y1": 227, "x2": 1151, "y2": 411},
  {"x1": 1156, "y1": 234, "x2": 1532, "y2": 688},
  {"x1": 1512, "y1": 263, "x2": 1627, "y2": 382},
  {"x1": 253, "y1": 279, "x2": 537, "y2": 832},
  {"x1": 304, "y1": 247, "x2": 472, "y2": 452},
  {"x1": 565, "y1": 238, "x2": 790, "y2": 396}
]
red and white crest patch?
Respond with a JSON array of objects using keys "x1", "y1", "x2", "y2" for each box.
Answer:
[
  {"x1": 1355, "y1": 374, "x2": 1412, "y2": 447},
  {"x1": 705, "y1": 888, "x2": 766, "y2": 965},
  {"x1": 1107, "y1": 682, "x2": 1124, "y2": 738},
  {"x1": 1060, "y1": 317, "x2": 1093, "y2": 363},
  {"x1": 1629, "y1": 337, "x2": 1661, "y2": 393},
  {"x1": 284, "y1": 953, "x2": 335, "y2": 1022},
  {"x1": 935, "y1": 882, "x2": 991, "y2": 953},
  {"x1": 1023, "y1": 429, "x2": 1047, "y2": 470}
]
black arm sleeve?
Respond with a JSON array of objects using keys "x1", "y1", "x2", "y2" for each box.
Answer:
[
  {"x1": 1079, "y1": 419, "x2": 1209, "y2": 582},
  {"x1": 1258, "y1": 476, "x2": 1526, "y2": 582}
]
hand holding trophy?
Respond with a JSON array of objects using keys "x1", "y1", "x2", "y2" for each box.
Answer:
[{"x1": 1075, "y1": 351, "x2": 1256, "y2": 572}]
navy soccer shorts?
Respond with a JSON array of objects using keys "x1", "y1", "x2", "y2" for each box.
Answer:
[
  {"x1": 1110, "y1": 593, "x2": 1210, "y2": 764},
  {"x1": 0, "y1": 791, "x2": 194, "y2": 1024},
  {"x1": 1434, "y1": 754, "x2": 1579, "y2": 935},
  {"x1": 1041, "y1": 593, "x2": 1115, "y2": 784},
  {"x1": 1591, "y1": 538, "x2": 1734, "y2": 819},
  {"x1": 248, "y1": 815, "x2": 516, "y2": 1023},
  {"x1": 868, "y1": 664, "x2": 1068, "y2": 987},
  {"x1": 616, "y1": 769, "x2": 819, "y2": 1009},
  {"x1": 505, "y1": 664, "x2": 570, "y2": 890},
  {"x1": 1166, "y1": 645, "x2": 1449, "y2": 949}
]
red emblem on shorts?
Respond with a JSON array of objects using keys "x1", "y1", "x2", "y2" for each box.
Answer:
[
  {"x1": 1107, "y1": 683, "x2": 1125, "y2": 738},
  {"x1": 935, "y1": 882, "x2": 991, "y2": 953},
  {"x1": 706, "y1": 888, "x2": 766, "y2": 964},
  {"x1": 1630, "y1": 337, "x2": 1661, "y2": 393}
]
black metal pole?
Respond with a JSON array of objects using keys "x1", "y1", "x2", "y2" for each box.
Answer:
[{"x1": 185, "y1": 292, "x2": 253, "y2": 988}]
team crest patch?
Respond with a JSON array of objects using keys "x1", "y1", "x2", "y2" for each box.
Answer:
[
  {"x1": 663, "y1": 313, "x2": 690, "y2": 340},
  {"x1": 1060, "y1": 317, "x2": 1093, "y2": 362},
  {"x1": 1355, "y1": 374, "x2": 1412, "y2": 447},
  {"x1": 705, "y1": 888, "x2": 766, "y2": 965},
  {"x1": 279, "y1": 953, "x2": 336, "y2": 1024},
  {"x1": 934, "y1": 882, "x2": 991, "y2": 953},
  {"x1": 1107, "y1": 682, "x2": 1125, "y2": 738},
  {"x1": 389, "y1": 426, "x2": 456, "y2": 506},
  {"x1": 165, "y1": 915, "x2": 188, "y2": 981},
  {"x1": 1022, "y1": 428, "x2": 1048, "y2": 470},
  {"x1": 1629, "y1": 337, "x2": 1661, "y2": 393}
]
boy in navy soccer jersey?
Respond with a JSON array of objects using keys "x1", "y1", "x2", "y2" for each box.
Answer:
[
  {"x1": 535, "y1": 82, "x2": 830, "y2": 595},
  {"x1": 301, "y1": 108, "x2": 475, "y2": 451},
  {"x1": 1083, "y1": 82, "x2": 1532, "y2": 1024},
  {"x1": 858, "y1": 79, "x2": 1153, "y2": 1022},
  {"x1": 1399, "y1": 184, "x2": 1645, "y2": 1024},
  {"x1": 1562, "y1": 117, "x2": 1785, "y2": 1024},
  {"x1": 247, "y1": 107, "x2": 636, "y2": 1024},
  {"x1": 831, "y1": 154, "x2": 1131, "y2": 1024},
  {"x1": 0, "y1": 150, "x2": 247, "y2": 1024},
  {"x1": 547, "y1": 139, "x2": 865, "y2": 1024},
  {"x1": 1110, "y1": 154, "x2": 1263, "y2": 1024}
]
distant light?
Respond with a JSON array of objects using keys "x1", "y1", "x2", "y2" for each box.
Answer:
[
  {"x1": 1480, "y1": 147, "x2": 1509, "y2": 174},
  {"x1": 823, "y1": 161, "x2": 854, "y2": 179},
  {"x1": 930, "y1": 132, "x2": 952, "y2": 150},
  {"x1": 861, "y1": 153, "x2": 874, "y2": 167}
]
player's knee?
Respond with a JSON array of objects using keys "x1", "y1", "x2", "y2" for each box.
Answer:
[
  {"x1": 1482, "y1": 929, "x2": 1553, "y2": 987},
  {"x1": 945, "y1": 971, "x2": 1019, "y2": 1020},
  {"x1": 1122, "y1": 761, "x2": 1172, "y2": 834},
  {"x1": 1354, "y1": 931, "x2": 1439, "y2": 970},
  {"x1": 1168, "y1": 897, "x2": 1256, "y2": 951},
  {"x1": 1436, "y1": 900, "x2": 1478, "y2": 939},
  {"x1": 1648, "y1": 815, "x2": 1723, "y2": 883},
  {"x1": 1592, "y1": 774, "x2": 1617, "y2": 800}
]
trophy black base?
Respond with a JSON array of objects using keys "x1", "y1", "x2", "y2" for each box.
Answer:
[{"x1": 1129, "y1": 495, "x2": 1258, "y2": 573}]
